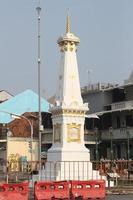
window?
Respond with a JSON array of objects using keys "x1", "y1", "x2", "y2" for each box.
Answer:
[
  {"x1": 126, "y1": 115, "x2": 133, "y2": 127},
  {"x1": 116, "y1": 116, "x2": 120, "y2": 128}
]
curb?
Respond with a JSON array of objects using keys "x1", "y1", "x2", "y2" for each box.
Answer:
[{"x1": 106, "y1": 188, "x2": 133, "y2": 195}]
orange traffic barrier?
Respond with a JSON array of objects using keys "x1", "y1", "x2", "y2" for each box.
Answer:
[
  {"x1": 34, "y1": 180, "x2": 70, "y2": 200},
  {"x1": 0, "y1": 182, "x2": 29, "y2": 200},
  {"x1": 71, "y1": 180, "x2": 105, "y2": 199},
  {"x1": 34, "y1": 180, "x2": 105, "y2": 200}
]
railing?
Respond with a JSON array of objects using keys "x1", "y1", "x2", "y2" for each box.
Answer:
[
  {"x1": 111, "y1": 100, "x2": 133, "y2": 110},
  {"x1": 0, "y1": 160, "x2": 133, "y2": 188},
  {"x1": 0, "y1": 134, "x2": 7, "y2": 140},
  {"x1": 42, "y1": 128, "x2": 53, "y2": 134},
  {"x1": 84, "y1": 129, "x2": 101, "y2": 144},
  {"x1": 93, "y1": 160, "x2": 133, "y2": 175},
  {"x1": 42, "y1": 129, "x2": 53, "y2": 143},
  {"x1": 81, "y1": 82, "x2": 117, "y2": 93},
  {"x1": 41, "y1": 131, "x2": 52, "y2": 143},
  {"x1": 101, "y1": 127, "x2": 133, "y2": 140}
]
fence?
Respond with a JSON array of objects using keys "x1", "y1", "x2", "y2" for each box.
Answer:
[
  {"x1": 0, "y1": 160, "x2": 133, "y2": 188},
  {"x1": 93, "y1": 160, "x2": 133, "y2": 188}
]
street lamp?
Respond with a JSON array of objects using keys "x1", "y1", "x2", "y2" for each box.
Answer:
[{"x1": 36, "y1": 5, "x2": 42, "y2": 170}]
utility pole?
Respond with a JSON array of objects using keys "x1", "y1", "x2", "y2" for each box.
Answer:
[
  {"x1": 36, "y1": 5, "x2": 42, "y2": 170},
  {"x1": 127, "y1": 127, "x2": 130, "y2": 160},
  {"x1": 87, "y1": 69, "x2": 92, "y2": 87},
  {"x1": 95, "y1": 127, "x2": 99, "y2": 161},
  {"x1": 109, "y1": 127, "x2": 113, "y2": 160}
]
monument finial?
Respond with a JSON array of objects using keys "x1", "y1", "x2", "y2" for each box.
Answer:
[{"x1": 66, "y1": 13, "x2": 71, "y2": 33}]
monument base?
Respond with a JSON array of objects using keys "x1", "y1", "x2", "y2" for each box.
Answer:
[
  {"x1": 47, "y1": 144, "x2": 90, "y2": 161},
  {"x1": 41, "y1": 160, "x2": 103, "y2": 181}
]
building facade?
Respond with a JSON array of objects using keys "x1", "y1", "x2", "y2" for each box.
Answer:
[{"x1": 82, "y1": 82, "x2": 133, "y2": 160}]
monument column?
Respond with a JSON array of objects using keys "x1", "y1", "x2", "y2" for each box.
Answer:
[{"x1": 46, "y1": 15, "x2": 92, "y2": 180}]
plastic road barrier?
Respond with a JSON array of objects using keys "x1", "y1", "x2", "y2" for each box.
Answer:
[
  {"x1": 35, "y1": 180, "x2": 105, "y2": 200},
  {"x1": 35, "y1": 180, "x2": 70, "y2": 200},
  {"x1": 0, "y1": 182, "x2": 29, "y2": 200},
  {"x1": 71, "y1": 180, "x2": 105, "y2": 199}
]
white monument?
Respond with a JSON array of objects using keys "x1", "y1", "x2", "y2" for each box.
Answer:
[{"x1": 45, "y1": 16, "x2": 97, "y2": 180}]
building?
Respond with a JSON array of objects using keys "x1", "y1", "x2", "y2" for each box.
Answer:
[
  {"x1": 0, "y1": 89, "x2": 51, "y2": 163},
  {"x1": 0, "y1": 90, "x2": 13, "y2": 103},
  {"x1": 82, "y1": 82, "x2": 133, "y2": 160}
]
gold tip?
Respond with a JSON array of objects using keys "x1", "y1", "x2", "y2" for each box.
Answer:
[{"x1": 66, "y1": 14, "x2": 71, "y2": 33}]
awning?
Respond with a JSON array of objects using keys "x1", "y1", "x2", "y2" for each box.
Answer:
[
  {"x1": 85, "y1": 114, "x2": 99, "y2": 119},
  {"x1": 91, "y1": 107, "x2": 133, "y2": 116}
]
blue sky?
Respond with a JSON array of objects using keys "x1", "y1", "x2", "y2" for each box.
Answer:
[{"x1": 0, "y1": 0, "x2": 133, "y2": 98}]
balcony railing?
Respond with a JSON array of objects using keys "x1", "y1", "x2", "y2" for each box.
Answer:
[
  {"x1": 0, "y1": 134, "x2": 7, "y2": 140},
  {"x1": 84, "y1": 130, "x2": 101, "y2": 144},
  {"x1": 42, "y1": 131, "x2": 52, "y2": 144},
  {"x1": 101, "y1": 127, "x2": 133, "y2": 140},
  {"x1": 111, "y1": 100, "x2": 133, "y2": 111}
]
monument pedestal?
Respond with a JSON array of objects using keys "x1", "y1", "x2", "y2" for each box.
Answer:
[
  {"x1": 47, "y1": 144, "x2": 90, "y2": 161},
  {"x1": 44, "y1": 145, "x2": 94, "y2": 181}
]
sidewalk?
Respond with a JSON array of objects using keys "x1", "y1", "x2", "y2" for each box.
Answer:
[{"x1": 106, "y1": 186, "x2": 133, "y2": 195}]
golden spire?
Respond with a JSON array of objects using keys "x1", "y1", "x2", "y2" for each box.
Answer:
[{"x1": 66, "y1": 14, "x2": 71, "y2": 33}]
